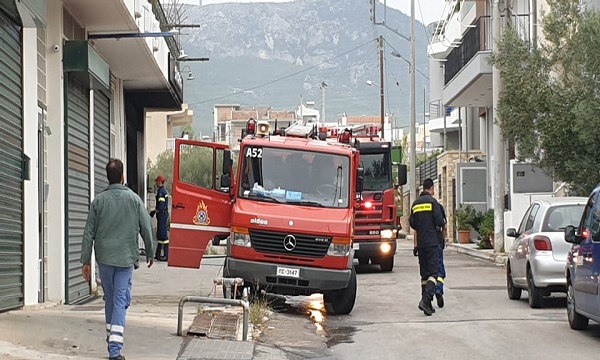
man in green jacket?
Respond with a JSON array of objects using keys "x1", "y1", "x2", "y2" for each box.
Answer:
[{"x1": 81, "y1": 159, "x2": 155, "y2": 360}]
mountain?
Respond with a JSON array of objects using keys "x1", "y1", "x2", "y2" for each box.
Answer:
[{"x1": 178, "y1": 0, "x2": 431, "y2": 137}]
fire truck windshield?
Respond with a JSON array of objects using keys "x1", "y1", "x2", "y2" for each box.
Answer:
[
  {"x1": 238, "y1": 147, "x2": 350, "y2": 208},
  {"x1": 360, "y1": 152, "x2": 392, "y2": 191}
]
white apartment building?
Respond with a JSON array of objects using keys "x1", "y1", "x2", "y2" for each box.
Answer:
[
  {"x1": 0, "y1": 0, "x2": 185, "y2": 312},
  {"x1": 426, "y1": 0, "x2": 555, "y2": 245}
]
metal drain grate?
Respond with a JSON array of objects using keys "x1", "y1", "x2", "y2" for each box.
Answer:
[
  {"x1": 188, "y1": 313, "x2": 214, "y2": 336},
  {"x1": 187, "y1": 312, "x2": 240, "y2": 340},
  {"x1": 208, "y1": 313, "x2": 239, "y2": 340}
]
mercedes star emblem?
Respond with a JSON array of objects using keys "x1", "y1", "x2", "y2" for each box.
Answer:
[{"x1": 283, "y1": 235, "x2": 296, "y2": 251}]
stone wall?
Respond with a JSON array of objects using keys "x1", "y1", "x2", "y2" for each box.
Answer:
[{"x1": 436, "y1": 150, "x2": 484, "y2": 239}]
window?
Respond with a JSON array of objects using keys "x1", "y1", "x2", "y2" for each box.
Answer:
[
  {"x1": 178, "y1": 144, "x2": 214, "y2": 189},
  {"x1": 360, "y1": 152, "x2": 392, "y2": 191},
  {"x1": 579, "y1": 192, "x2": 597, "y2": 234},
  {"x1": 524, "y1": 204, "x2": 540, "y2": 233},
  {"x1": 517, "y1": 205, "x2": 533, "y2": 235},
  {"x1": 238, "y1": 147, "x2": 351, "y2": 208},
  {"x1": 542, "y1": 205, "x2": 585, "y2": 232}
]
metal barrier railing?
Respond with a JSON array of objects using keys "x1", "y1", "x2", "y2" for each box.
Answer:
[{"x1": 177, "y1": 278, "x2": 250, "y2": 340}]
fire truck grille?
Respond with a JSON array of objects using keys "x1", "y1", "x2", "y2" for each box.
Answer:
[{"x1": 249, "y1": 229, "x2": 331, "y2": 258}]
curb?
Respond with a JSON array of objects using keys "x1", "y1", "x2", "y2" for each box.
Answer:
[
  {"x1": 445, "y1": 243, "x2": 508, "y2": 266},
  {"x1": 400, "y1": 237, "x2": 507, "y2": 266}
]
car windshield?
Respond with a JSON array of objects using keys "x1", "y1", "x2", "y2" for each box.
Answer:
[
  {"x1": 360, "y1": 152, "x2": 392, "y2": 191},
  {"x1": 542, "y1": 204, "x2": 585, "y2": 232},
  {"x1": 238, "y1": 146, "x2": 350, "y2": 208}
]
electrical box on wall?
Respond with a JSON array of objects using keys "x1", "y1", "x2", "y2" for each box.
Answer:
[{"x1": 512, "y1": 164, "x2": 553, "y2": 193}]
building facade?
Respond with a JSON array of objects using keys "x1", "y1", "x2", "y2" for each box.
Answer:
[
  {"x1": 0, "y1": 0, "x2": 184, "y2": 312},
  {"x1": 213, "y1": 104, "x2": 296, "y2": 148}
]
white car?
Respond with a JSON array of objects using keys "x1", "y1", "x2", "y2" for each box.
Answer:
[{"x1": 505, "y1": 197, "x2": 586, "y2": 308}]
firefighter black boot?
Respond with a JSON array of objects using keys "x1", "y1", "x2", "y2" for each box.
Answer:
[
  {"x1": 418, "y1": 283, "x2": 435, "y2": 316},
  {"x1": 436, "y1": 293, "x2": 444, "y2": 308}
]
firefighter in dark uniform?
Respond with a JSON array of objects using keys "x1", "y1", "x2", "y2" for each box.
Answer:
[
  {"x1": 150, "y1": 175, "x2": 169, "y2": 261},
  {"x1": 410, "y1": 178, "x2": 445, "y2": 316}
]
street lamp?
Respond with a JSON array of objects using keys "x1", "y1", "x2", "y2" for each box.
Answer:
[{"x1": 180, "y1": 65, "x2": 195, "y2": 80}]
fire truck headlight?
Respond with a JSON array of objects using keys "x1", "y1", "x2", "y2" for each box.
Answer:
[
  {"x1": 380, "y1": 229, "x2": 394, "y2": 239},
  {"x1": 231, "y1": 227, "x2": 251, "y2": 247},
  {"x1": 380, "y1": 242, "x2": 392, "y2": 254},
  {"x1": 327, "y1": 237, "x2": 351, "y2": 256},
  {"x1": 327, "y1": 243, "x2": 350, "y2": 257}
]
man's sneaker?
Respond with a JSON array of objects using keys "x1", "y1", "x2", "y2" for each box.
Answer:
[
  {"x1": 418, "y1": 300, "x2": 434, "y2": 316},
  {"x1": 436, "y1": 293, "x2": 444, "y2": 308},
  {"x1": 109, "y1": 356, "x2": 125, "y2": 360}
]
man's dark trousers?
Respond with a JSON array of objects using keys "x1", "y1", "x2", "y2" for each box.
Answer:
[{"x1": 418, "y1": 244, "x2": 439, "y2": 303}]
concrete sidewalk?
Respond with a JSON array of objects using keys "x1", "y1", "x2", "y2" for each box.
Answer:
[{"x1": 0, "y1": 257, "x2": 230, "y2": 360}]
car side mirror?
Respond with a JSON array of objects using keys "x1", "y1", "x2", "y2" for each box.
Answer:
[
  {"x1": 397, "y1": 164, "x2": 407, "y2": 186},
  {"x1": 356, "y1": 168, "x2": 364, "y2": 193},
  {"x1": 564, "y1": 225, "x2": 579, "y2": 244},
  {"x1": 506, "y1": 228, "x2": 518, "y2": 238}
]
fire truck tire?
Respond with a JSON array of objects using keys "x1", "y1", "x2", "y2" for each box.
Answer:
[
  {"x1": 324, "y1": 266, "x2": 357, "y2": 315},
  {"x1": 379, "y1": 256, "x2": 394, "y2": 272}
]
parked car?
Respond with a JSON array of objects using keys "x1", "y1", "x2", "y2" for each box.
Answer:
[
  {"x1": 506, "y1": 197, "x2": 586, "y2": 308},
  {"x1": 564, "y1": 187, "x2": 600, "y2": 330}
]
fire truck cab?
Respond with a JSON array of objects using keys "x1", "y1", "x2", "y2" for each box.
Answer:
[
  {"x1": 323, "y1": 124, "x2": 407, "y2": 271},
  {"x1": 168, "y1": 119, "x2": 364, "y2": 315}
]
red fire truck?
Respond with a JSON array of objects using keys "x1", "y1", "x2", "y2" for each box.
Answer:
[
  {"x1": 167, "y1": 119, "x2": 364, "y2": 314},
  {"x1": 323, "y1": 123, "x2": 407, "y2": 272}
]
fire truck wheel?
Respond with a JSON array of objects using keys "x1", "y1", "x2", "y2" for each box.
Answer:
[
  {"x1": 324, "y1": 266, "x2": 357, "y2": 315},
  {"x1": 379, "y1": 256, "x2": 394, "y2": 272}
]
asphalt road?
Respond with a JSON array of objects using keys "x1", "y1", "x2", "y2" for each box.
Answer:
[{"x1": 255, "y1": 240, "x2": 600, "y2": 360}]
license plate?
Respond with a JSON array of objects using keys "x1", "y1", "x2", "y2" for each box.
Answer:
[
  {"x1": 353, "y1": 243, "x2": 360, "y2": 250},
  {"x1": 276, "y1": 266, "x2": 300, "y2": 278}
]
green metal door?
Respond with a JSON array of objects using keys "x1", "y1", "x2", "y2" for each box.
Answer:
[
  {"x1": 65, "y1": 76, "x2": 91, "y2": 304},
  {"x1": 0, "y1": 9, "x2": 24, "y2": 312},
  {"x1": 94, "y1": 91, "x2": 110, "y2": 195}
]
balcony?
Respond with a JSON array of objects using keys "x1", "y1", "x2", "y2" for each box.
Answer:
[
  {"x1": 63, "y1": 0, "x2": 182, "y2": 108},
  {"x1": 443, "y1": 14, "x2": 530, "y2": 107}
]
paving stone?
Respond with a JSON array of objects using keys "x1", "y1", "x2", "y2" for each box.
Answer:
[{"x1": 178, "y1": 339, "x2": 254, "y2": 360}]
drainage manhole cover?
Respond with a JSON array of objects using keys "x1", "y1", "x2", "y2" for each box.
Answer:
[{"x1": 451, "y1": 285, "x2": 506, "y2": 291}]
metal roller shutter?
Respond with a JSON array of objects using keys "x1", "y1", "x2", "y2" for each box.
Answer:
[
  {"x1": 65, "y1": 76, "x2": 91, "y2": 304},
  {"x1": 94, "y1": 91, "x2": 110, "y2": 195},
  {"x1": 0, "y1": 10, "x2": 24, "y2": 312}
]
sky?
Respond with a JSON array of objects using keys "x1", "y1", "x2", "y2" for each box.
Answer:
[{"x1": 179, "y1": 0, "x2": 448, "y2": 25}]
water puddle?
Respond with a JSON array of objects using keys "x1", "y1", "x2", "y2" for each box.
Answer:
[{"x1": 268, "y1": 293, "x2": 358, "y2": 347}]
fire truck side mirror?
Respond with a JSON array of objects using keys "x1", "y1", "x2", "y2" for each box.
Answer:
[
  {"x1": 397, "y1": 164, "x2": 407, "y2": 186},
  {"x1": 356, "y1": 168, "x2": 364, "y2": 193},
  {"x1": 222, "y1": 149, "x2": 232, "y2": 174},
  {"x1": 220, "y1": 149, "x2": 233, "y2": 189},
  {"x1": 220, "y1": 174, "x2": 232, "y2": 188}
]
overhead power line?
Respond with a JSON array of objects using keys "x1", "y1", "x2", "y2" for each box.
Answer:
[{"x1": 188, "y1": 38, "x2": 378, "y2": 106}]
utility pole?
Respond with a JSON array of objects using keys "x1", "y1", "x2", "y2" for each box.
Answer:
[
  {"x1": 409, "y1": 0, "x2": 417, "y2": 206},
  {"x1": 379, "y1": 35, "x2": 385, "y2": 139},
  {"x1": 423, "y1": 88, "x2": 426, "y2": 156},
  {"x1": 531, "y1": 0, "x2": 537, "y2": 49},
  {"x1": 320, "y1": 82, "x2": 327, "y2": 124},
  {"x1": 492, "y1": 0, "x2": 505, "y2": 253}
]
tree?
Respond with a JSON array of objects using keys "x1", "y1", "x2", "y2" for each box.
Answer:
[{"x1": 490, "y1": 0, "x2": 600, "y2": 195}]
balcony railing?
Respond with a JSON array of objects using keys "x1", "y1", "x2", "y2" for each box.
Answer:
[
  {"x1": 444, "y1": 14, "x2": 530, "y2": 85},
  {"x1": 148, "y1": 0, "x2": 181, "y2": 58}
]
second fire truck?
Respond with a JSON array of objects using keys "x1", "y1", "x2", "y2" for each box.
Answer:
[{"x1": 324, "y1": 123, "x2": 407, "y2": 272}]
